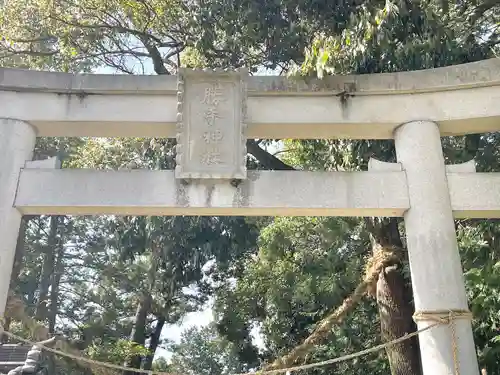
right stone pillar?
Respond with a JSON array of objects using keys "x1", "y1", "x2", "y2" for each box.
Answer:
[{"x1": 394, "y1": 120, "x2": 479, "y2": 375}]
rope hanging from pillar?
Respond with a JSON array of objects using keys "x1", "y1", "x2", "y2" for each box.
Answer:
[
  {"x1": 1, "y1": 323, "x2": 440, "y2": 375},
  {"x1": 1, "y1": 309, "x2": 473, "y2": 375},
  {"x1": 412, "y1": 309, "x2": 473, "y2": 375}
]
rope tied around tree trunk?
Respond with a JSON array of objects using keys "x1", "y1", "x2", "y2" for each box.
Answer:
[{"x1": 412, "y1": 309, "x2": 473, "y2": 375}]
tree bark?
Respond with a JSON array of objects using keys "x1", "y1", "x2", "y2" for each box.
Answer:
[
  {"x1": 370, "y1": 218, "x2": 422, "y2": 375},
  {"x1": 35, "y1": 216, "x2": 59, "y2": 321},
  {"x1": 142, "y1": 316, "x2": 165, "y2": 370},
  {"x1": 9, "y1": 217, "x2": 31, "y2": 291},
  {"x1": 44, "y1": 221, "x2": 65, "y2": 375},
  {"x1": 124, "y1": 295, "x2": 152, "y2": 375},
  {"x1": 377, "y1": 264, "x2": 421, "y2": 375},
  {"x1": 246, "y1": 140, "x2": 295, "y2": 170},
  {"x1": 3, "y1": 217, "x2": 33, "y2": 341},
  {"x1": 216, "y1": 141, "x2": 422, "y2": 374},
  {"x1": 48, "y1": 240, "x2": 64, "y2": 332}
]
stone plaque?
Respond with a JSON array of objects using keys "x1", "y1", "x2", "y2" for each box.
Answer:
[{"x1": 175, "y1": 68, "x2": 247, "y2": 179}]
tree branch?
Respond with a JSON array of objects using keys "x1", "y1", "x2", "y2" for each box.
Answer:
[
  {"x1": 246, "y1": 140, "x2": 295, "y2": 170},
  {"x1": 139, "y1": 37, "x2": 169, "y2": 75},
  {"x1": 0, "y1": 49, "x2": 58, "y2": 58},
  {"x1": 468, "y1": 0, "x2": 500, "y2": 24},
  {"x1": 4, "y1": 36, "x2": 57, "y2": 43}
]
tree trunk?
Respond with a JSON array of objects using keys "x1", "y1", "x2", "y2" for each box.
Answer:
[
  {"x1": 124, "y1": 295, "x2": 152, "y2": 375},
  {"x1": 242, "y1": 142, "x2": 423, "y2": 374},
  {"x1": 46, "y1": 244, "x2": 63, "y2": 375},
  {"x1": 3, "y1": 217, "x2": 32, "y2": 341},
  {"x1": 370, "y1": 218, "x2": 422, "y2": 375},
  {"x1": 48, "y1": 240, "x2": 64, "y2": 333},
  {"x1": 142, "y1": 316, "x2": 165, "y2": 370},
  {"x1": 35, "y1": 216, "x2": 59, "y2": 321},
  {"x1": 377, "y1": 264, "x2": 421, "y2": 375},
  {"x1": 9, "y1": 217, "x2": 31, "y2": 291}
]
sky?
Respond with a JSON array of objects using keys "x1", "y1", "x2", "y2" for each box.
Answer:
[
  {"x1": 156, "y1": 300, "x2": 265, "y2": 361},
  {"x1": 157, "y1": 303, "x2": 214, "y2": 360}
]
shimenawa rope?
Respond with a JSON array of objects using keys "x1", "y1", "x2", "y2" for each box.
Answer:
[
  {"x1": 0, "y1": 309, "x2": 471, "y2": 375},
  {"x1": 2, "y1": 323, "x2": 439, "y2": 375}
]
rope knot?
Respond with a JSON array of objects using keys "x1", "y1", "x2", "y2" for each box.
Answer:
[
  {"x1": 412, "y1": 309, "x2": 473, "y2": 375},
  {"x1": 412, "y1": 309, "x2": 473, "y2": 324}
]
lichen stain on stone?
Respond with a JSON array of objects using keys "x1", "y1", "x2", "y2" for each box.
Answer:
[
  {"x1": 247, "y1": 171, "x2": 260, "y2": 182},
  {"x1": 59, "y1": 92, "x2": 88, "y2": 115},
  {"x1": 175, "y1": 180, "x2": 189, "y2": 207},
  {"x1": 232, "y1": 183, "x2": 248, "y2": 208},
  {"x1": 59, "y1": 93, "x2": 73, "y2": 116},
  {"x1": 204, "y1": 183, "x2": 215, "y2": 208},
  {"x1": 233, "y1": 175, "x2": 255, "y2": 208},
  {"x1": 338, "y1": 92, "x2": 353, "y2": 120},
  {"x1": 76, "y1": 91, "x2": 88, "y2": 103}
]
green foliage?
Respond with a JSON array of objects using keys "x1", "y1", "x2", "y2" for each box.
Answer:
[
  {"x1": 213, "y1": 217, "x2": 391, "y2": 374},
  {"x1": 169, "y1": 324, "x2": 246, "y2": 375},
  {"x1": 283, "y1": 2, "x2": 500, "y2": 372},
  {"x1": 0, "y1": 0, "x2": 188, "y2": 73},
  {"x1": 294, "y1": 1, "x2": 498, "y2": 77},
  {"x1": 457, "y1": 222, "x2": 500, "y2": 370},
  {"x1": 86, "y1": 339, "x2": 150, "y2": 364},
  {"x1": 3, "y1": 0, "x2": 500, "y2": 374},
  {"x1": 12, "y1": 135, "x2": 260, "y2": 374},
  {"x1": 60, "y1": 136, "x2": 260, "y2": 371},
  {"x1": 151, "y1": 357, "x2": 169, "y2": 372}
]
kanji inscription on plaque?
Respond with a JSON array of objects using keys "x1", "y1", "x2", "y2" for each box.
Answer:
[{"x1": 175, "y1": 69, "x2": 247, "y2": 179}]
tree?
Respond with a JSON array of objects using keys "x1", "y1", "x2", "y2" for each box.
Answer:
[
  {"x1": 169, "y1": 324, "x2": 246, "y2": 375},
  {"x1": 2, "y1": 0, "x2": 500, "y2": 374},
  {"x1": 200, "y1": 1, "x2": 499, "y2": 373},
  {"x1": 67, "y1": 137, "x2": 261, "y2": 374},
  {"x1": 283, "y1": 2, "x2": 499, "y2": 373},
  {"x1": 213, "y1": 217, "x2": 392, "y2": 374},
  {"x1": 7, "y1": 135, "x2": 261, "y2": 375}
]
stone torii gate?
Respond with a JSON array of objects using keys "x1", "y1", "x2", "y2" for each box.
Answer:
[{"x1": 1, "y1": 59, "x2": 500, "y2": 375}]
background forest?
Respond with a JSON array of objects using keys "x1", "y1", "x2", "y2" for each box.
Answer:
[{"x1": 1, "y1": 1, "x2": 499, "y2": 375}]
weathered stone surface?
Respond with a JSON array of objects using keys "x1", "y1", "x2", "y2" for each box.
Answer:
[
  {"x1": 448, "y1": 172, "x2": 500, "y2": 217},
  {"x1": 1, "y1": 60, "x2": 500, "y2": 139},
  {"x1": 25, "y1": 156, "x2": 61, "y2": 169},
  {"x1": 175, "y1": 69, "x2": 247, "y2": 179},
  {"x1": 15, "y1": 169, "x2": 410, "y2": 217},
  {"x1": 13, "y1": 168, "x2": 500, "y2": 218},
  {"x1": 395, "y1": 120, "x2": 479, "y2": 375},
  {"x1": 2, "y1": 58, "x2": 499, "y2": 95},
  {"x1": 0, "y1": 119, "x2": 36, "y2": 325}
]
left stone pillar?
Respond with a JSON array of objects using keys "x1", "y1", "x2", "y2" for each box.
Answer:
[{"x1": 0, "y1": 119, "x2": 36, "y2": 327}]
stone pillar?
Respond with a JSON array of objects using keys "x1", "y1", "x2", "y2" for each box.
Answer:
[
  {"x1": 0, "y1": 119, "x2": 36, "y2": 326},
  {"x1": 394, "y1": 120, "x2": 479, "y2": 375}
]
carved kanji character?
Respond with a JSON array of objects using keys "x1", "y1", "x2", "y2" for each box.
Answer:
[
  {"x1": 204, "y1": 106, "x2": 222, "y2": 126},
  {"x1": 202, "y1": 130, "x2": 224, "y2": 144},
  {"x1": 201, "y1": 82, "x2": 224, "y2": 106},
  {"x1": 200, "y1": 148, "x2": 222, "y2": 165}
]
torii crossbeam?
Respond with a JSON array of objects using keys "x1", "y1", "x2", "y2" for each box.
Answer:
[{"x1": 1, "y1": 59, "x2": 500, "y2": 375}]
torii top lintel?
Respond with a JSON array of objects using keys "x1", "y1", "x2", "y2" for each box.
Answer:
[{"x1": 0, "y1": 58, "x2": 499, "y2": 141}]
